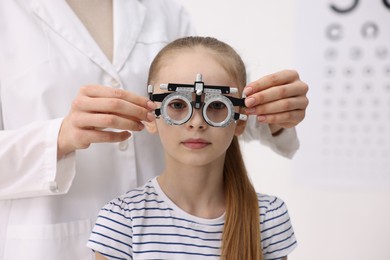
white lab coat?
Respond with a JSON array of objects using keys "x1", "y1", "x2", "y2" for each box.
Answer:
[{"x1": 0, "y1": 0, "x2": 299, "y2": 259}]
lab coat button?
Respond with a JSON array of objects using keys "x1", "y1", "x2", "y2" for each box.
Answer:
[
  {"x1": 111, "y1": 79, "x2": 120, "y2": 88},
  {"x1": 118, "y1": 140, "x2": 128, "y2": 151}
]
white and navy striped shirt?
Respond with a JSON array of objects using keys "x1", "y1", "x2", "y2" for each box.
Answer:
[{"x1": 88, "y1": 178, "x2": 297, "y2": 259}]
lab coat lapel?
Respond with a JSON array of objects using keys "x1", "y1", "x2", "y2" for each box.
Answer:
[
  {"x1": 31, "y1": 0, "x2": 119, "y2": 80},
  {"x1": 113, "y1": 0, "x2": 146, "y2": 72}
]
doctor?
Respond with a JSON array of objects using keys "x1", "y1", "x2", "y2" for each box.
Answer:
[{"x1": 0, "y1": 0, "x2": 308, "y2": 259}]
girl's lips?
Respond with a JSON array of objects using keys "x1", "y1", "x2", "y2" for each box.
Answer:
[{"x1": 182, "y1": 138, "x2": 211, "y2": 149}]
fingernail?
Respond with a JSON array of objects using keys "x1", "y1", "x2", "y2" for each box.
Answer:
[
  {"x1": 138, "y1": 123, "x2": 145, "y2": 130},
  {"x1": 243, "y1": 87, "x2": 253, "y2": 96},
  {"x1": 147, "y1": 112, "x2": 156, "y2": 122},
  {"x1": 245, "y1": 108, "x2": 255, "y2": 114},
  {"x1": 245, "y1": 97, "x2": 256, "y2": 107},
  {"x1": 147, "y1": 100, "x2": 156, "y2": 110},
  {"x1": 257, "y1": 115, "x2": 266, "y2": 122}
]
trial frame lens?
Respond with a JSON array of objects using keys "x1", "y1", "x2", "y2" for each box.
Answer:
[{"x1": 160, "y1": 92, "x2": 193, "y2": 125}]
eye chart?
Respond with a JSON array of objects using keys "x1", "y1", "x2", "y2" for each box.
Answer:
[{"x1": 293, "y1": 0, "x2": 390, "y2": 187}]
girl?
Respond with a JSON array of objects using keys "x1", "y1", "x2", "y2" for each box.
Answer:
[{"x1": 88, "y1": 36, "x2": 297, "y2": 260}]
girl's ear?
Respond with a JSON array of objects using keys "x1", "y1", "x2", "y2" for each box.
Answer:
[
  {"x1": 234, "y1": 119, "x2": 247, "y2": 136},
  {"x1": 144, "y1": 120, "x2": 158, "y2": 134}
]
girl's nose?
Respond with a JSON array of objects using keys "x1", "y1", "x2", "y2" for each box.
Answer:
[{"x1": 187, "y1": 108, "x2": 207, "y2": 130}]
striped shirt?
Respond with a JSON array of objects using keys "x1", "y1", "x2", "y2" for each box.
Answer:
[{"x1": 87, "y1": 178, "x2": 297, "y2": 259}]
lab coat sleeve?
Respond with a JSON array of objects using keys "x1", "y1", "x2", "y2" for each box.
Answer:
[
  {"x1": 241, "y1": 116, "x2": 300, "y2": 159},
  {"x1": 0, "y1": 116, "x2": 76, "y2": 200}
]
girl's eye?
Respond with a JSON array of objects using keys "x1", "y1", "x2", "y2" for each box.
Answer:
[
  {"x1": 169, "y1": 100, "x2": 187, "y2": 110},
  {"x1": 209, "y1": 101, "x2": 226, "y2": 110}
]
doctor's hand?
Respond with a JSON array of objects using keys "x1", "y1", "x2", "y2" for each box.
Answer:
[
  {"x1": 243, "y1": 70, "x2": 309, "y2": 135},
  {"x1": 57, "y1": 85, "x2": 156, "y2": 158}
]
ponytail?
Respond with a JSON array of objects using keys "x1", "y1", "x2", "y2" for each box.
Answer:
[{"x1": 222, "y1": 137, "x2": 262, "y2": 260}]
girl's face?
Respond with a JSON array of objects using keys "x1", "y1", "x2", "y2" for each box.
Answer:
[{"x1": 150, "y1": 48, "x2": 246, "y2": 168}]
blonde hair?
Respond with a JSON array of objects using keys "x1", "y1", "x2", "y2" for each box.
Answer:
[{"x1": 148, "y1": 36, "x2": 262, "y2": 260}]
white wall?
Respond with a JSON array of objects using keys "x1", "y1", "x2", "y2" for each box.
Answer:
[{"x1": 176, "y1": 0, "x2": 390, "y2": 259}]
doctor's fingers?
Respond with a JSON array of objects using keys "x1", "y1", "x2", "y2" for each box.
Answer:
[
  {"x1": 245, "y1": 95, "x2": 308, "y2": 117},
  {"x1": 244, "y1": 81, "x2": 309, "y2": 108},
  {"x1": 256, "y1": 110, "x2": 306, "y2": 128},
  {"x1": 72, "y1": 96, "x2": 156, "y2": 123},
  {"x1": 72, "y1": 112, "x2": 147, "y2": 132},
  {"x1": 245, "y1": 70, "x2": 303, "y2": 93},
  {"x1": 71, "y1": 129, "x2": 132, "y2": 149},
  {"x1": 78, "y1": 85, "x2": 156, "y2": 111}
]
